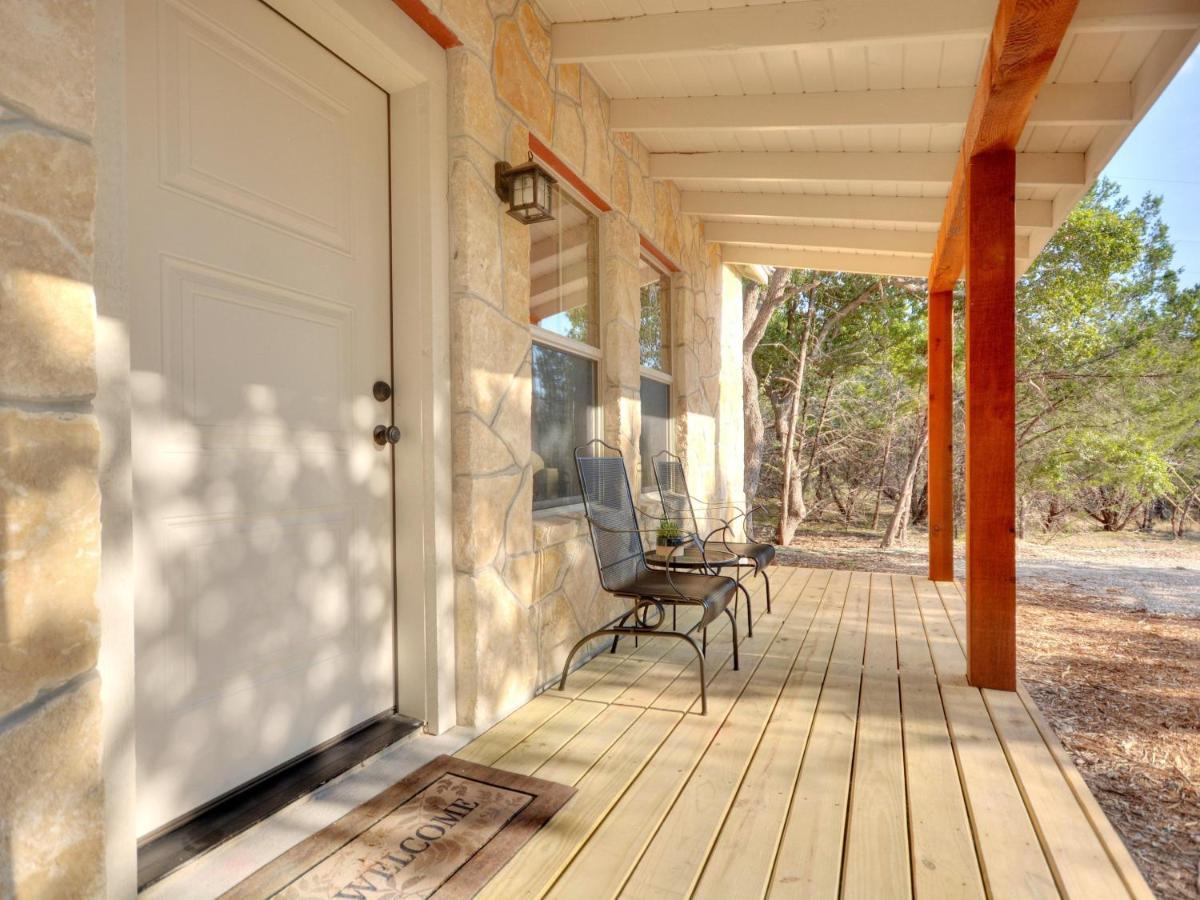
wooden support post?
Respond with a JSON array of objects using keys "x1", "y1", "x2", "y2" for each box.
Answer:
[
  {"x1": 928, "y1": 288, "x2": 955, "y2": 582},
  {"x1": 965, "y1": 149, "x2": 1017, "y2": 691}
]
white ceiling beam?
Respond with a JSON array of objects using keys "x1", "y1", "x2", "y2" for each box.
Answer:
[
  {"x1": 611, "y1": 83, "x2": 1129, "y2": 133},
  {"x1": 706, "y1": 222, "x2": 934, "y2": 254},
  {"x1": 719, "y1": 245, "x2": 932, "y2": 278},
  {"x1": 681, "y1": 192, "x2": 1054, "y2": 229},
  {"x1": 552, "y1": 0, "x2": 1200, "y2": 63},
  {"x1": 651, "y1": 151, "x2": 1085, "y2": 187},
  {"x1": 705, "y1": 221, "x2": 1031, "y2": 259}
]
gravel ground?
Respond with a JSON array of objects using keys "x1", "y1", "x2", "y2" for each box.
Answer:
[{"x1": 774, "y1": 526, "x2": 1200, "y2": 617}]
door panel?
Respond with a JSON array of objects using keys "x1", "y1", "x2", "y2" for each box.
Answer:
[{"x1": 129, "y1": 0, "x2": 394, "y2": 836}]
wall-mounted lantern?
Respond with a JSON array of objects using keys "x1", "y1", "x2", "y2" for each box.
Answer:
[{"x1": 495, "y1": 155, "x2": 557, "y2": 224}]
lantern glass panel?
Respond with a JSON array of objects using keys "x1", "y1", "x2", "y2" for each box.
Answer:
[{"x1": 512, "y1": 169, "x2": 534, "y2": 207}]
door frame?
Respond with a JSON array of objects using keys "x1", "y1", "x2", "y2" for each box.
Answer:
[{"x1": 96, "y1": 0, "x2": 454, "y2": 892}]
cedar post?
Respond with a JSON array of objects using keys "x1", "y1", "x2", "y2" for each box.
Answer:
[
  {"x1": 927, "y1": 288, "x2": 954, "y2": 581},
  {"x1": 965, "y1": 149, "x2": 1017, "y2": 691}
]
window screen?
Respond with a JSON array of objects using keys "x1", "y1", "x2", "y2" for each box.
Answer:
[{"x1": 532, "y1": 343, "x2": 597, "y2": 509}]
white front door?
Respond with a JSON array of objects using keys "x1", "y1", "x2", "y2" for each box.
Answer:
[{"x1": 128, "y1": 0, "x2": 396, "y2": 835}]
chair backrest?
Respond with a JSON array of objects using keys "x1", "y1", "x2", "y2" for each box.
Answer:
[
  {"x1": 575, "y1": 440, "x2": 648, "y2": 594},
  {"x1": 652, "y1": 451, "x2": 700, "y2": 542}
]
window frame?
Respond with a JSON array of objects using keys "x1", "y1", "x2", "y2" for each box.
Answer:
[
  {"x1": 638, "y1": 252, "x2": 674, "y2": 496},
  {"x1": 530, "y1": 178, "x2": 604, "y2": 516}
]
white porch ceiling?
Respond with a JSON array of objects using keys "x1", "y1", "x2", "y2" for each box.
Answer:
[{"x1": 540, "y1": 0, "x2": 1200, "y2": 279}]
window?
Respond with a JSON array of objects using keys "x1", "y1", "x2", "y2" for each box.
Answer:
[
  {"x1": 529, "y1": 191, "x2": 598, "y2": 344},
  {"x1": 638, "y1": 256, "x2": 673, "y2": 492},
  {"x1": 531, "y1": 187, "x2": 600, "y2": 510},
  {"x1": 639, "y1": 259, "x2": 671, "y2": 370}
]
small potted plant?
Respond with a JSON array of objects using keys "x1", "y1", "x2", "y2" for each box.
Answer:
[{"x1": 655, "y1": 518, "x2": 688, "y2": 558}]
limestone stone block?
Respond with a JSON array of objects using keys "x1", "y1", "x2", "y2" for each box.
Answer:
[
  {"x1": 580, "y1": 74, "x2": 611, "y2": 194},
  {"x1": 559, "y1": 534, "x2": 600, "y2": 602},
  {"x1": 613, "y1": 131, "x2": 636, "y2": 158},
  {"x1": 551, "y1": 98, "x2": 585, "y2": 174},
  {"x1": 0, "y1": 677, "x2": 104, "y2": 898},
  {"x1": 452, "y1": 412, "x2": 516, "y2": 476},
  {"x1": 0, "y1": 130, "x2": 95, "y2": 257},
  {"x1": 516, "y1": 2, "x2": 552, "y2": 76},
  {"x1": 502, "y1": 551, "x2": 537, "y2": 606},
  {"x1": 0, "y1": 133, "x2": 98, "y2": 402},
  {"x1": 486, "y1": 0, "x2": 518, "y2": 16},
  {"x1": 455, "y1": 568, "x2": 538, "y2": 726},
  {"x1": 630, "y1": 172, "x2": 653, "y2": 235},
  {"x1": 504, "y1": 465, "x2": 534, "y2": 557},
  {"x1": 534, "y1": 541, "x2": 566, "y2": 598},
  {"x1": 505, "y1": 119, "x2": 529, "y2": 175},
  {"x1": 556, "y1": 64, "x2": 582, "y2": 103},
  {"x1": 448, "y1": 159, "x2": 503, "y2": 306},
  {"x1": 500, "y1": 212, "x2": 531, "y2": 324},
  {"x1": 441, "y1": 0, "x2": 494, "y2": 56},
  {"x1": 0, "y1": 410, "x2": 100, "y2": 717},
  {"x1": 450, "y1": 293, "x2": 530, "y2": 421},
  {"x1": 447, "y1": 50, "x2": 504, "y2": 155},
  {"x1": 452, "y1": 470, "x2": 522, "y2": 572},
  {"x1": 655, "y1": 181, "x2": 683, "y2": 262},
  {"x1": 610, "y1": 153, "x2": 631, "y2": 215},
  {"x1": 0, "y1": 0, "x2": 95, "y2": 137},
  {"x1": 490, "y1": 354, "x2": 532, "y2": 462},
  {"x1": 536, "y1": 589, "x2": 581, "y2": 682},
  {"x1": 494, "y1": 19, "x2": 554, "y2": 141},
  {"x1": 531, "y1": 510, "x2": 587, "y2": 548}
]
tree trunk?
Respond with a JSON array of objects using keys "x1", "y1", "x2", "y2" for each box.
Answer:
[
  {"x1": 777, "y1": 302, "x2": 816, "y2": 547},
  {"x1": 881, "y1": 420, "x2": 928, "y2": 549},
  {"x1": 870, "y1": 419, "x2": 896, "y2": 530},
  {"x1": 743, "y1": 361, "x2": 766, "y2": 502}
]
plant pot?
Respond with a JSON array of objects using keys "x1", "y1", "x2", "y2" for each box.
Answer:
[{"x1": 655, "y1": 536, "x2": 687, "y2": 558}]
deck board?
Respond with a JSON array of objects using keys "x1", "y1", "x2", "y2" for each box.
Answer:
[{"x1": 456, "y1": 565, "x2": 1151, "y2": 900}]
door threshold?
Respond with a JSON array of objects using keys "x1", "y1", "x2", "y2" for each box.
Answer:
[{"x1": 137, "y1": 712, "x2": 421, "y2": 891}]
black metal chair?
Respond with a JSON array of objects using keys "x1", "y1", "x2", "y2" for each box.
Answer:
[
  {"x1": 557, "y1": 440, "x2": 740, "y2": 715},
  {"x1": 652, "y1": 450, "x2": 777, "y2": 630}
]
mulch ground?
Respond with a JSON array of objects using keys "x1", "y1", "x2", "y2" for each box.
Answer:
[
  {"x1": 1019, "y1": 586, "x2": 1200, "y2": 899},
  {"x1": 770, "y1": 526, "x2": 1199, "y2": 898}
]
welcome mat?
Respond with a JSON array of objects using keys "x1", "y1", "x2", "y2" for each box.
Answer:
[{"x1": 221, "y1": 755, "x2": 575, "y2": 899}]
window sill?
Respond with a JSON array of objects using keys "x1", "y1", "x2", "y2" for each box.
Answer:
[{"x1": 532, "y1": 504, "x2": 589, "y2": 548}]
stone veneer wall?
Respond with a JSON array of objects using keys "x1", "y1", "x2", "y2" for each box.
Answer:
[
  {"x1": 0, "y1": 1, "x2": 106, "y2": 895},
  {"x1": 431, "y1": 0, "x2": 745, "y2": 726}
]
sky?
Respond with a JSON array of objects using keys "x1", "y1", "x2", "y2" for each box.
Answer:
[{"x1": 1101, "y1": 46, "x2": 1200, "y2": 287}]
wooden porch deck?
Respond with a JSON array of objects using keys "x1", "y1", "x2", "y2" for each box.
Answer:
[{"x1": 452, "y1": 565, "x2": 1152, "y2": 899}]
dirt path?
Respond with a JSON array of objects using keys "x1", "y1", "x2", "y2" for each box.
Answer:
[{"x1": 772, "y1": 524, "x2": 1200, "y2": 898}]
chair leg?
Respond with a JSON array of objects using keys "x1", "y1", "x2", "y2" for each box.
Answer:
[
  {"x1": 724, "y1": 606, "x2": 740, "y2": 672},
  {"x1": 702, "y1": 627, "x2": 708, "y2": 655},
  {"x1": 677, "y1": 633, "x2": 707, "y2": 715},
  {"x1": 762, "y1": 568, "x2": 772, "y2": 614},
  {"x1": 736, "y1": 581, "x2": 754, "y2": 639},
  {"x1": 610, "y1": 610, "x2": 633, "y2": 653}
]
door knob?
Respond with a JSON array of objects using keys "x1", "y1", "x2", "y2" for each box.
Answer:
[
  {"x1": 373, "y1": 424, "x2": 401, "y2": 446},
  {"x1": 373, "y1": 380, "x2": 392, "y2": 401}
]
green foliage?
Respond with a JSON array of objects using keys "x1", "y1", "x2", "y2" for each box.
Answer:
[
  {"x1": 656, "y1": 518, "x2": 684, "y2": 542},
  {"x1": 746, "y1": 177, "x2": 1200, "y2": 534},
  {"x1": 1014, "y1": 177, "x2": 1200, "y2": 526}
]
